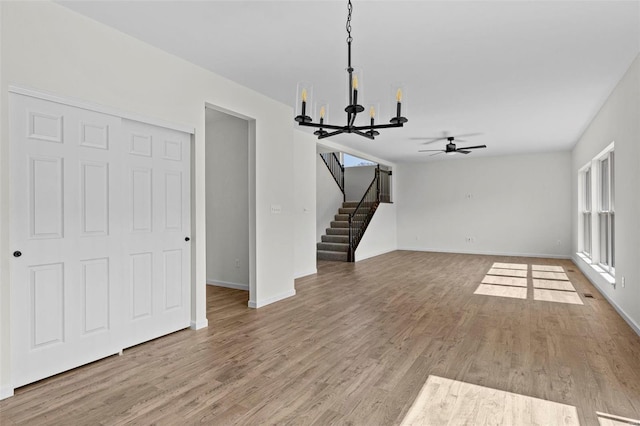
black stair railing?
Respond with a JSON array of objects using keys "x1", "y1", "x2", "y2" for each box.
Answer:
[
  {"x1": 378, "y1": 167, "x2": 392, "y2": 203},
  {"x1": 319, "y1": 152, "x2": 345, "y2": 201},
  {"x1": 347, "y1": 166, "x2": 392, "y2": 261}
]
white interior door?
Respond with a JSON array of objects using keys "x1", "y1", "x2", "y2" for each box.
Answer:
[
  {"x1": 10, "y1": 92, "x2": 191, "y2": 388},
  {"x1": 9, "y1": 94, "x2": 124, "y2": 387},
  {"x1": 120, "y1": 119, "x2": 191, "y2": 348}
]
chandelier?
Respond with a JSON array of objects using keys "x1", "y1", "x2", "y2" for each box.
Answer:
[{"x1": 294, "y1": 0, "x2": 408, "y2": 140}]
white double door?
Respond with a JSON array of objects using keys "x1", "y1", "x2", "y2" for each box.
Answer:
[{"x1": 10, "y1": 93, "x2": 191, "y2": 388}]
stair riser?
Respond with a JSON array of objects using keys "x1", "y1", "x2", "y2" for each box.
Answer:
[
  {"x1": 339, "y1": 208, "x2": 356, "y2": 214},
  {"x1": 317, "y1": 251, "x2": 348, "y2": 261},
  {"x1": 330, "y1": 221, "x2": 349, "y2": 228},
  {"x1": 335, "y1": 214, "x2": 368, "y2": 221},
  {"x1": 342, "y1": 202, "x2": 359, "y2": 208},
  {"x1": 317, "y1": 242, "x2": 349, "y2": 252},
  {"x1": 322, "y1": 235, "x2": 349, "y2": 243},
  {"x1": 326, "y1": 228, "x2": 349, "y2": 235}
]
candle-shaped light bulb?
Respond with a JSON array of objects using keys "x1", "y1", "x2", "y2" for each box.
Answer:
[
  {"x1": 301, "y1": 88, "x2": 307, "y2": 116},
  {"x1": 352, "y1": 75, "x2": 359, "y2": 106},
  {"x1": 319, "y1": 106, "x2": 325, "y2": 125},
  {"x1": 369, "y1": 106, "x2": 375, "y2": 118},
  {"x1": 396, "y1": 88, "x2": 402, "y2": 118}
]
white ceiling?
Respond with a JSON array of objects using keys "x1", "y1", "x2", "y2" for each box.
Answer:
[{"x1": 59, "y1": 1, "x2": 640, "y2": 163}]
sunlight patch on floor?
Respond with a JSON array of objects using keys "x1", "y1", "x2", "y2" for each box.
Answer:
[
  {"x1": 487, "y1": 268, "x2": 528, "y2": 278},
  {"x1": 532, "y1": 270, "x2": 569, "y2": 281},
  {"x1": 534, "y1": 288, "x2": 583, "y2": 305},
  {"x1": 476, "y1": 264, "x2": 584, "y2": 306},
  {"x1": 492, "y1": 262, "x2": 528, "y2": 270},
  {"x1": 533, "y1": 279, "x2": 576, "y2": 292},
  {"x1": 474, "y1": 284, "x2": 527, "y2": 299},
  {"x1": 532, "y1": 264, "x2": 565, "y2": 272},
  {"x1": 400, "y1": 375, "x2": 580, "y2": 426},
  {"x1": 482, "y1": 275, "x2": 528, "y2": 287}
]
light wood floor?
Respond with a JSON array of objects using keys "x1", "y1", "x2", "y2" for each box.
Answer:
[{"x1": 1, "y1": 251, "x2": 640, "y2": 425}]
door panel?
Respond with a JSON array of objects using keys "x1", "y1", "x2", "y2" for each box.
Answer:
[
  {"x1": 29, "y1": 156, "x2": 64, "y2": 239},
  {"x1": 30, "y1": 263, "x2": 65, "y2": 348},
  {"x1": 81, "y1": 257, "x2": 110, "y2": 334}
]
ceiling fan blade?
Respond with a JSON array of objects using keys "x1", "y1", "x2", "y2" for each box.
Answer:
[
  {"x1": 429, "y1": 152, "x2": 444, "y2": 157},
  {"x1": 453, "y1": 132, "x2": 483, "y2": 139},
  {"x1": 420, "y1": 138, "x2": 448, "y2": 145},
  {"x1": 457, "y1": 145, "x2": 487, "y2": 150},
  {"x1": 418, "y1": 149, "x2": 444, "y2": 152},
  {"x1": 457, "y1": 150, "x2": 471, "y2": 154}
]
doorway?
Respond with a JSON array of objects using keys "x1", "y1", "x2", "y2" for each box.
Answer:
[{"x1": 205, "y1": 107, "x2": 255, "y2": 304}]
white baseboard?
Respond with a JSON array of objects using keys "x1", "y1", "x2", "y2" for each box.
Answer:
[
  {"x1": 0, "y1": 386, "x2": 14, "y2": 400},
  {"x1": 248, "y1": 289, "x2": 296, "y2": 309},
  {"x1": 294, "y1": 268, "x2": 317, "y2": 279},
  {"x1": 572, "y1": 256, "x2": 640, "y2": 337},
  {"x1": 397, "y1": 247, "x2": 571, "y2": 260},
  {"x1": 206, "y1": 280, "x2": 249, "y2": 291},
  {"x1": 190, "y1": 318, "x2": 208, "y2": 330}
]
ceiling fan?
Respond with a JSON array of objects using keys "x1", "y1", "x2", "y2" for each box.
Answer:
[
  {"x1": 418, "y1": 136, "x2": 487, "y2": 156},
  {"x1": 411, "y1": 132, "x2": 482, "y2": 144}
]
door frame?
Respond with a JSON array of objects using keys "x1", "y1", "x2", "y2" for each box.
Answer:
[{"x1": 204, "y1": 103, "x2": 257, "y2": 306}]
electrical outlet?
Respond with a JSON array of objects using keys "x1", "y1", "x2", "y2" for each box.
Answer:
[
  {"x1": 621, "y1": 276, "x2": 625, "y2": 288},
  {"x1": 235, "y1": 258, "x2": 240, "y2": 269}
]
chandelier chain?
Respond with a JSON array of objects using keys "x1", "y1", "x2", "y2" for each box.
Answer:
[{"x1": 346, "y1": 0, "x2": 353, "y2": 43}]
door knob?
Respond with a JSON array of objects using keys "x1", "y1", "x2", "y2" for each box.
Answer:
[
  {"x1": 185, "y1": 237, "x2": 190, "y2": 242},
  {"x1": 13, "y1": 251, "x2": 22, "y2": 257}
]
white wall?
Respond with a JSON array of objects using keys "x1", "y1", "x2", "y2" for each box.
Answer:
[
  {"x1": 205, "y1": 109, "x2": 249, "y2": 290},
  {"x1": 344, "y1": 165, "x2": 376, "y2": 201},
  {"x1": 293, "y1": 131, "x2": 317, "y2": 278},
  {"x1": 355, "y1": 203, "x2": 398, "y2": 261},
  {"x1": 0, "y1": 1, "x2": 298, "y2": 396},
  {"x1": 396, "y1": 152, "x2": 572, "y2": 258},
  {"x1": 316, "y1": 150, "x2": 344, "y2": 242},
  {"x1": 571, "y1": 54, "x2": 640, "y2": 335}
]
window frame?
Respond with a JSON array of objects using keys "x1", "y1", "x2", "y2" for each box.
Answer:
[
  {"x1": 577, "y1": 141, "x2": 615, "y2": 281},
  {"x1": 579, "y1": 165, "x2": 592, "y2": 258},
  {"x1": 597, "y1": 150, "x2": 614, "y2": 275}
]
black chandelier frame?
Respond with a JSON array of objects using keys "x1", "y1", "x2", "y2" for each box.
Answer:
[{"x1": 294, "y1": 0, "x2": 407, "y2": 140}]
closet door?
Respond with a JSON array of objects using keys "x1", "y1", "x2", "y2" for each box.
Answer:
[
  {"x1": 10, "y1": 93, "x2": 191, "y2": 388},
  {"x1": 120, "y1": 119, "x2": 191, "y2": 348},
  {"x1": 10, "y1": 93, "x2": 124, "y2": 387}
]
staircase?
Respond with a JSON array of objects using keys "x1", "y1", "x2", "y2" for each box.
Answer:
[
  {"x1": 317, "y1": 152, "x2": 392, "y2": 262},
  {"x1": 317, "y1": 201, "x2": 359, "y2": 261}
]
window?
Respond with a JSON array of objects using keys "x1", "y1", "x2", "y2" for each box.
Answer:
[
  {"x1": 578, "y1": 142, "x2": 614, "y2": 280},
  {"x1": 581, "y1": 168, "x2": 591, "y2": 257},
  {"x1": 598, "y1": 151, "x2": 614, "y2": 274}
]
